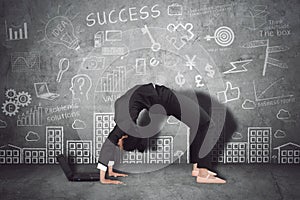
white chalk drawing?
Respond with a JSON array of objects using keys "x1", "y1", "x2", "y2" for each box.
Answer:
[
  {"x1": 223, "y1": 59, "x2": 253, "y2": 74},
  {"x1": 141, "y1": 25, "x2": 161, "y2": 52},
  {"x1": 45, "y1": 16, "x2": 80, "y2": 50},
  {"x1": 247, "y1": 127, "x2": 272, "y2": 163},
  {"x1": 25, "y1": 131, "x2": 40, "y2": 142},
  {"x1": 163, "y1": 52, "x2": 181, "y2": 68},
  {"x1": 15, "y1": 91, "x2": 32, "y2": 107},
  {"x1": 82, "y1": 56, "x2": 105, "y2": 70},
  {"x1": 23, "y1": 148, "x2": 46, "y2": 164},
  {"x1": 205, "y1": 63, "x2": 215, "y2": 78},
  {"x1": 185, "y1": 55, "x2": 196, "y2": 70},
  {"x1": 93, "y1": 113, "x2": 115, "y2": 163},
  {"x1": 1, "y1": 99, "x2": 19, "y2": 117},
  {"x1": 5, "y1": 89, "x2": 17, "y2": 99},
  {"x1": 34, "y1": 82, "x2": 60, "y2": 101},
  {"x1": 70, "y1": 74, "x2": 92, "y2": 102},
  {"x1": 273, "y1": 142, "x2": 300, "y2": 164},
  {"x1": 274, "y1": 130, "x2": 286, "y2": 139},
  {"x1": 175, "y1": 71, "x2": 186, "y2": 87},
  {"x1": 135, "y1": 58, "x2": 147, "y2": 75},
  {"x1": 174, "y1": 150, "x2": 184, "y2": 163},
  {"x1": 11, "y1": 52, "x2": 40, "y2": 72},
  {"x1": 253, "y1": 77, "x2": 294, "y2": 102},
  {"x1": 242, "y1": 99, "x2": 256, "y2": 110},
  {"x1": 276, "y1": 109, "x2": 291, "y2": 120},
  {"x1": 121, "y1": 150, "x2": 147, "y2": 164},
  {"x1": 225, "y1": 142, "x2": 247, "y2": 163},
  {"x1": 167, "y1": 116, "x2": 180, "y2": 125},
  {"x1": 242, "y1": 39, "x2": 289, "y2": 76},
  {"x1": 195, "y1": 74, "x2": 205, "y2": 87},
  {"x1": 0, "y1": 144, "x2": 23, "y2": 164},
  {"x1": 148, "y1": 136, "x2": 173, "y2": 164},
  {"x1": 168, "y1": 3, "x2": 183, "y2": 16},
  {"x1": 102, "y1": 46, "x2": 128, "y2": 56},
  {"x1": 17, "y1": 104, "x2": 43, "y2": 127},
  {"x1": 66, "y1": 140, "x2": 92, "y2": 164},
  {"x1": 95, "y1": 66, "x2": 126, "y2": 92},
  {"x1": 56, "y1": 58, "x2": 70, "y2": 82},
  {"x1": 46, "y1": 126, "x2": 64, "y2": 164},
  {"x1": 72, "y1": 119, "x2": 86, "y2": 130},
  {"x1": 232, "y1": 132, "x2": 243, "y2": 140},
  {"x1": 94, "y1": 31, "x2": 104, "y2": 47},
  {"x1": 149, "y1": 57, "x2": 160, "y2": 67},
  {"x1": 5, "y1": 20, "x2": 28, "y2": 41},
  {"x1": 0, "y1": 119, "x2": 7, "y2": 128},
  {"x1": 166, "y1": 23, "x2": 194, "y2": 50},
  {"x1": 105, "y1": 30, "x2": 122, "y2": 41},
  {"x1": 204, "y1": 26, "x2": 235, "y2": 47},
  {"x1": 243, "y1": 5, "x2": 269, "y2": 30},
  {"x1": 217, "y1": 82, "x2": 240, "y2": 103}
]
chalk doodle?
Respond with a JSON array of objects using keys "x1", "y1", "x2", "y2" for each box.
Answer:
[
  {"x1": 276, "y1": 109, "x2": 291, "y2": 120},
  {"x1": 168, "y1": 3, "x2": 183, "y2": 16},
  {"x1": 72, "y1": 119, "x2": 86, "y2": 130},
  {"x1": 15, "y1": 92, "x2": 31, "y2": 107},
  {"x1": 82, "y1": 56, "x2": 105, "y2": 70},
  {"x1": 166, "y1": 23, "x2": 194, "y2": 50},
  {"x1": 274, "y1": 130, "x2": 286, "y2": 139},
  {"x1": 243, "y1": 5, "x2": 269, "y2": 30},
  {"x1": 94, "y1": 31, "x2": 104, "y2": 47},
  {"x1": 2, "y1": 99, "x2": 19, "y2": 117},
  {"x1": 242, "y1": 39, "x2": 289, "y2": 76},
  {"x1": 102, "y1": 46, "x2": 128, "y2": 56},
  {"x1": 17, "y1": 104, "x2": 43, "y2": 127},
  {"x1": 141, "y1": 25, "x2": 161, "y2": 52},
  {"x1": 5, "y1": 20, "x2": 28, "y2": 41},
  {"x1": 253, "y1": 77, "x2": 293, "y2": 102},
  {"x1": 273, "y1": 142, "x2": 300, "y2": 164},
  {"x1": 242, "y1": 99, "x2": 256, "y2": 110},
  {"x1": 185, "y1": 55, "x2": 196, "y2": 70},
  {"x1": 135, "y1": 58, "x2": 147, "y2": 75},
  {"x1": 0, "y1": 119, "x2": 7, "y2": 128},
  {"x1": 11, "y1": 52, "x2": 40, "y2": 72},
  {"x1": 195, "y1": 75, "x2": 205, "y2": 87},
  {"x1": 217, "y1": 82, "x2": 240, "y2": 103},
  {"x1": 149, "y1": 57, "x2": 160, "y2": 67},
  {"x1": 56, "y1": 58, "x2": 70, "y2": 82},
  {"x1": 45, "y1": 16, "x2": 80, "y2": 50},
  {"x1": 25, "y1": 131, "x2": 40, "y2": 142},
  {"x1": 205, "y1": 63, "x2": 215, "y2": 78},
  {"x1": 70, "y1": 74, "x2": 92, "y2": 101},
  {"x1": 223, "y1": 59, "x2": 253, "y2": 74},
  {"x1": 204, "y1": 26, "x2": 235, "y2": 47},
  {"x1": 5, "y1": 89, "x2": 17, "y2": 99},
  {"x1": 231, "y1": 132, "x2": 243, "y2": 140},
  {"x1": 34, "y1": 82, "x2": 60, "y2": 101},
  {"x1": 174, "y1": 150, "x2": 184, "y2": 163},
  {"x1": 175, "y1": 71, "x2": 186, "y2": 87},
  {"x1": 105, "y1": 30, "x2": 122, "y2": 41},
  {"x1": 95, "y1": 66, "x2": 126, "y2": 92}
]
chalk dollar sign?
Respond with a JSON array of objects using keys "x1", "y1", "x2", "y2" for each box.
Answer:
[
  {"x1": 205, "y1": 63, "x2": 215, "y2": 78},
  {"x1": 175, "y1": 72, "x2": 185, "y2": 87}
]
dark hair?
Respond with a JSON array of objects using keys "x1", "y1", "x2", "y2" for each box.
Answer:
[{"x1": 123, "y1": 135, "x2": 148, "y2": 152}]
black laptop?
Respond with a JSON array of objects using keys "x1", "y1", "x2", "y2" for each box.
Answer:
[{"x1": 56, "y1": 154, "x2": 100, "y2": 181}]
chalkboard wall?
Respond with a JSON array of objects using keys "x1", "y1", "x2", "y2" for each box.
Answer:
[{"x1": 0, "y1": 0, "x2": 299, "y2": 166}]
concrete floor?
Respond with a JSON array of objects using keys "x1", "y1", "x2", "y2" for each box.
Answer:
[{"x1": 0, "y1": 164, "x2": 299, "y2": 200}]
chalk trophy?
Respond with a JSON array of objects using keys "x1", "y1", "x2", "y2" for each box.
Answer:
[{"x1": 69, "y1": 74, "x2": 92, "y2": 103}]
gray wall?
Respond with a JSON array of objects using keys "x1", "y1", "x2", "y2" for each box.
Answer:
[{"x1": 0, "y1": 0, "x2": 299, "y2": 165}]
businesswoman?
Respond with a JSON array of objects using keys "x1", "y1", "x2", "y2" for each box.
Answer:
[{"x1": 98, "y1": 83, "x2": 226, "y2": 184}]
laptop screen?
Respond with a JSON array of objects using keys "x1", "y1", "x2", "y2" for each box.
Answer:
[
  {"x1": 56, "y1": 154, "x2": 73, "y2": 179},
  {"x1": 34, "y1": 82, "x2": 50, "y2": 96}
]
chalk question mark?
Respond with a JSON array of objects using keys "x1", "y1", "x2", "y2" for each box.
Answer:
[{"x1": 77, "y1": 77, "x2": 85, "y2": 94}]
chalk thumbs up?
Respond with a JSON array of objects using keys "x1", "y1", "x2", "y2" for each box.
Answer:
[{"x1": 217, "y1": 81, "x2": 240, "y2": 103}]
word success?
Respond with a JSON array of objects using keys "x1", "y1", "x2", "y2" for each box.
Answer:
[{"x1": 86, "y1": 4, "x2": 161, "y2": 27}]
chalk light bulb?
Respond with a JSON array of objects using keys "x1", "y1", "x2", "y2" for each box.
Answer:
[{"x1": 45, "y1": 16, "x2": 80, "y2": 50}]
